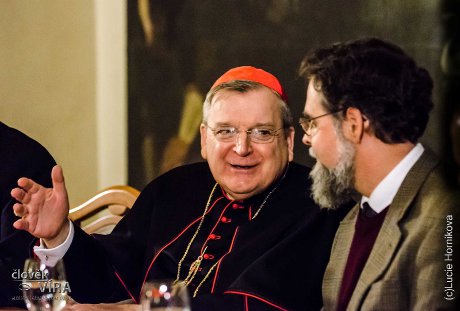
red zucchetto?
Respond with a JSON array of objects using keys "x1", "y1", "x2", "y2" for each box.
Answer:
[{"x1": 211, "y1": 66, "x2": 287, "y2": 101}]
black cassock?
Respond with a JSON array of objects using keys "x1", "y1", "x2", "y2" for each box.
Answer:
[{"x1": 64, "y1": 162, "x2": 350, "y2": 310}]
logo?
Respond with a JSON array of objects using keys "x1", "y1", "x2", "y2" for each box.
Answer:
[{"x1": 11, "y1": 269, "x2": 71, "y2": 293}]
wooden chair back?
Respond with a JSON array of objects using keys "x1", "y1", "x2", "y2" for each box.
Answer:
[{"x1": 69, "y1": 185, "x2": 140, "y2": 234}]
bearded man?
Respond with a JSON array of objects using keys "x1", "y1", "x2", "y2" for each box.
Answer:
[{"x1": 298, "y1": 38, "x2": 459, "y2": 310}]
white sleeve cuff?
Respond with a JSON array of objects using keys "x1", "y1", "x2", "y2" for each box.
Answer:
[{"x1": 33, "y1": 220, "x2": 75, "y2": 266}]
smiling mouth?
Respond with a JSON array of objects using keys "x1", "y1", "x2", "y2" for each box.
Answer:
[{"x1": 231, "y1": 164, "x2": 256, "y2": 170}]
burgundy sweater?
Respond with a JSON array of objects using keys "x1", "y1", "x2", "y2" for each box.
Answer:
[{"x1": 337, "y1": 204, "x2": 388, "y2": 311}]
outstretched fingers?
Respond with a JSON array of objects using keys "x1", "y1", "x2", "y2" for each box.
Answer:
[
  {"x1": 17, "y1": 176, "x2": 41, "y2": 194},
  {"x1": 10, "y1": 164, "x2": 70, "y2": 240},
  {"x1": 11, "y1": 187, "x2": 34, "y2": 231},
  {"x1": 11, "y1": 178, "x2": 43, "y2": 206},
  {"x1": 13, "y1": 217, "x2": 29, "y2": 231},
  {"x1": 12, "y1": 202, "x2": 29, "y2": 231},
  {"x1": 12, "y1": 201, "x2": 26, "y2": 217},
  {"x1": 11, "y1": 187, "x2": 26, "y2": 203}
]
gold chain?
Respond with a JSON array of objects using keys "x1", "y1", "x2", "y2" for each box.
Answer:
[
  {"x1": 175, "y1": 183, "x2": 218, "y2": 285},
  {"x1": 192, "y1": 260, "x2": 220, "y2": 297},
  {"x1": 251, "y1": 164, "x2": 289, "y2": 219},
  {"x1": 183, "y1": 246, "x2": 207, "y2": 286},
  {"x1": 251, "y1": 181, "x2": 279, "y2": 219}
]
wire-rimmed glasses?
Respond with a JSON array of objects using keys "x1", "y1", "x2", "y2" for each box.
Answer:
[
  {"x1": 206, "y1": 126, "x2": 283, "y2": 143},
  {"x1": 299, "y1": 110, "x2": 343, "y2": 136}
]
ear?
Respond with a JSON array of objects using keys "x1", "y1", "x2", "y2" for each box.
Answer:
[
  {"x1": 285, "y1": 126, "x2": 295, "y2": 162},
  {"x1": 200, "y1": 124, "x2": 208, "y2": 159},
  {"x1": 342, "y1": 107, "x2": 366, "y2": 143}
]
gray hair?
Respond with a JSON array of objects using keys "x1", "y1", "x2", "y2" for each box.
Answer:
[{"x1": 202, "y1": 80, "x2": 293, "y2": 129}]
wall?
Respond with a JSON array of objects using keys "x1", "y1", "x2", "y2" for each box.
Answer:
[
  {"x1": 127, "y1": 0, "x2": 449, "y2": 189},
  {"x1": 0, "y1": 0, "x2": 127, "y2": 206}
]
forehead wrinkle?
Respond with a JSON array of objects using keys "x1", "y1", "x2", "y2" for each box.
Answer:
[
  {"x1": 252, "y1": 122, "x2": 276, "y2": 128},
  {"x1": 212, "y1": 121, "x2": 233, "y2": 127},
  {"x1": 211, "y1": 89, "x2": 249, "y2": 106}
]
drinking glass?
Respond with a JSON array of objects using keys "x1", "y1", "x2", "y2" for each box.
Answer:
[
  {"x1": 140, "y1": 280, "x2": 190, "y2": 311},
  {"x1": 22, "y1": 258, "x2": 69, "y2": 311}
]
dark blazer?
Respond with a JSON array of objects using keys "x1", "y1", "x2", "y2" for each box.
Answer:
[
  {"x1": 0, "y1": 122, "x2": 56, "y2": 307},
  {"x1": 322, "y1": 148, "x2": 459, "y2": 310},
  {"x1": 63, "y1": 162, "x2": 350, "y2": 310}
]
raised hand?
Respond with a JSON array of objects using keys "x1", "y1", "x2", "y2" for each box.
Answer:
[{"x1": 11, "y1": 165, "x2": 70, "y2": 248}]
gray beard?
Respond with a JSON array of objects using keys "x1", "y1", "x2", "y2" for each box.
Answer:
[{"x1": 309, "y1": 134, "x2": 356, "y2": 209}]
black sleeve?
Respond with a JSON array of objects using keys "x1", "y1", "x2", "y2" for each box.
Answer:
[
  {"x1": 63, "y1": 225, "x2": 131, "y2": 303},
  {"x1": 62, "y1": 179, "x2": 160, "y2": 303}
]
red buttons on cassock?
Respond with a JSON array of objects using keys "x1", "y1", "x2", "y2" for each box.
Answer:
[
  {"x1": 221, "y1": 216, "x2": 231, "y2": 223},
  {"x1": 232, "y1": 203, "x2": 244, "y2": 209},
  {"x1": 203, "y1": 254, "x2": 215, "y2": 260},
  {"x1": 209, "y1": 234, "x2": 221, "y2": 240}
]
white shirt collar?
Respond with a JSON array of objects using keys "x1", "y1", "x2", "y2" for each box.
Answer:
[{"x1": 360, "y1": 143, "x2": 424, "y2": 214}]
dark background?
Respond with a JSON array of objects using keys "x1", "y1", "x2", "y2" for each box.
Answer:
[{"x1": 127, "y1": 0, "x2": 460, "y2": 191}]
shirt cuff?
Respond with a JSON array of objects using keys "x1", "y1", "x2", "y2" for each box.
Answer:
[{"x1": 33, "y1": 220, "x2": 74, "y2": 266}]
